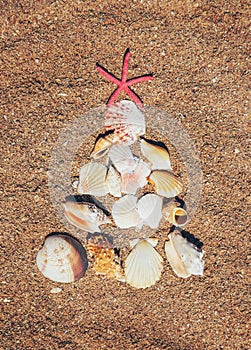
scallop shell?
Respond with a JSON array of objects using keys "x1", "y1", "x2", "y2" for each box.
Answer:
[
  {"x1": 137, "y1": 194, "x2": 163, "y2": 229},
  {"x1": 36, "y1": 234, "x2": 88, "y2": 283},
  {"x1": 148, "y1": 170, "x2": 182, "y2": 198},
  {"x1": 165, "y1": 231, "x2": 204, "y2": 278},
  {"x1": 164, "y1": 202, "x2": 188, "y2": 227},
  {"x1": 63, "y1": 200, "x2": 111, "y2": 233},
  {"x1": 140, "y1": 139, "x2": 172, "y2": 170},
  {"x1": 105, "y1": 165, "x2": 122, "y2": 197},
  {"x1": 108, "y1": 145, "x2": 137, "y2": 174},
  {"x1": 121, "y1": 160, "x2": 151, "y2": 194},
  {"x1": 87, "y1": 234, "x2": 124, "y2": 281},
  {"x1": 112, "y1": 195, "x2": 143, "y2": 229},
  {"x1": 105, "y1": 100, "x2": 146, "y2": 145},
  {"x1": 78, "y1": 163, "x2": 107, "y2": 196},
  {"x1": 125, "y1": 238, "x2": 163, "y2": 289},
  {"x1": 90, "y1": 133, "x2": 114, "y2": 159}
]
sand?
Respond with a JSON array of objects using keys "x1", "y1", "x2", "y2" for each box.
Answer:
[{"x1": 1, "y1": 1, "x2": 250, "y2": 349}]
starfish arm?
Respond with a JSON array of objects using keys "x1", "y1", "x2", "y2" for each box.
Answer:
[
  {"x1": 96, "y1": 64, "x2": 121, "y2": 85},
  {"x1": 107, "y1": 85, "x2": 124, "y2": 106},
  {"x1": 122, "y1": 48, "x2": 130, "y2": 82},
  {"x1": 127, "y1": 74, "x2": 154, "y2": 86},
  {"x1": 125, "y1": 86, "x2": 144, "y2": 108}
]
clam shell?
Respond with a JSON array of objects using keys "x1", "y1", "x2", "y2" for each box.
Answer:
[
  {"x1": 112, "y1": 195, "x2": 143, "y2": 229},
  {"x1": 165, "y1": 232, "x2": 204, "y2": 278},
  {"x1": 125, "y1": 238, "x2": 163, "y2": 289},
  {"x1": 164, "y1": 202, "x2": 188, "y2": 227},
  {"x1": 90, "y1": 133, "x2": 114, "y2": 159},
  {"x1": 105, "y1": 100, "x2": 146, "y2": 145},
  {"x1": 105, "y1": 165, "x2": 122, "y2": 197},
  {"x1": 121, "y1": 160, "x2": 151, "y2": 194},
  {"x1": 137, "y1": 194, "x2": 163, "y2": 229},
  {"x1": 108, "y1": 145, "x2": 136, "y2": 174},
  {"x1": 148, "y1": 170, "x2": 182, "y2": 198},
  {"x1": 78, "y1": 163, "x2": 107, "y2": 196},
  {"x1": 87, "y1": 234, "x2": 124, "y2": 281},
  {"x1": 36, "y1": 234, "x2": 88, "y2": 283},
  {"x1": 140, "y1": 139, "x2": 172, "y2": 170},
  {"x1": 63, "y1": 200, "x2": 111, "y2": 233}
]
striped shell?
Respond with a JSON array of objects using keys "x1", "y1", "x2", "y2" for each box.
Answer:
[
  {"x1": 148, "y1": 170, "x2": 182, "y2": 198},
  {"x1": 78, "y1": 163, "x2": 107, "y2": 196}
]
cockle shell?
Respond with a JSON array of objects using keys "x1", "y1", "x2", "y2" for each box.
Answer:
[
  {"x1": 36, "y1": 234, "x2": 88, "y2": 283},
  {"x1": 148, "y1": 170, "x2": 182, "y2": 198},
  {"x1": 164, "y1": 202, "x2": 188, "y2": 227},
  {"x1": 137, "y1": 194, "x2": 163, "y2": 229},
  {"x1": 121, "y1": 160, "x2": 151, "y2": 195},
  {"x1": 140, "y1": 138, "x2": 172, "y2": 170},
  {"x1": 105, "y1": 165, "x2": 122, "y2": 197},
  {"x1": 105, "y1": 100, "x2": 146, "y2": 145},
  {"x1": 165, "y1": 231, "x2": 204, "y2": 278},
  {"x1": 112, "y1": 195, "x2": 143, "y2": 229},
  {"x1": 125, "y1": 238, "x2": 163, "y2": 289},
  {"x1": 78, "y1": 163, "x2": 107, "y2": 196},
  {"x1": 63, "y1": 200, "x2": 111, "y2": 233},
  {"x1": 87, "y1": 234, "x2": 124, "y2": 281},
  {"x1": 108, "y1": 145, "x2": 136, "y2": 174},
  {"x1": 90, "y1": 132, "x2": 115, "y2": 159}
]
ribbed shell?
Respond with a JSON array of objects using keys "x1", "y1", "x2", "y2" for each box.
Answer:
[
  {"x1": 137, "y1": 194, "x2": 163, "y2": 229},
  {"x1": 108, "y1": 145, "x2": 136, "y2": 174},
  {"x1": 112, "y1": 195, "x2": 143, "y2": 229},
  {"x1": 36, "y1": 234, "x2": 88, "y2": 283},
  {"x1": 148, "y1": 170, "x2": 182, "y2": 198},
  {"x1": 105, "y1": 165, "x2": 122, "y2": 197},
  {"x1": 140, "y1": 139, "x2": 172, "y2": 170},
  {"x1": 165, "y1": 232, "x2": 204, "y2": 278},
  {"x1": 78, "y1": 163, "x2": 107, "y2": 196},
  {"x1": 125, "y1": 238, "x2": 163, "y2": 289}
]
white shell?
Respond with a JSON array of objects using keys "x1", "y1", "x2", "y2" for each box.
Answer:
[
  {"x1": 78, "y1": 163, "x2": 107, "y2": 196},
  {"x1": 121, "y1": 160, "x2": 151, "y2": 194},
  {"x1": 36, "y1": 234, "x2": 88, "y2": 283},
  {"x1": 149, "y1": 170, "x2": 182, "y2": 198},
  {"x1": 105, "y1": 100, "x2": 146, "y2": 145},
  {"x1": 63, "y1": 201, "x2": 111, "y2": 233},
  {"x1": 125, "y1": 238, "x2": 163, "y2": 289},
  {"x1": 137, "y1": 194, "x2": 163, "y2": 229},
  {"x1": 108, "y1": 145, "x2": 136, "y2": 173},
  {"x1": 105, "y1": 165, "x2": 122, "y2": 197},
  {"x1": 164, "y1": 202, "x2": 188, "y2": 227},
  {"x1": 140, "y1": 139, "x2": 172, "y2": 170},
  {"x1": 165, "y1": 232, "x2": 204, "y2": 278},
  {"x1": 112, "y1": 195, "x2": 143, "y2": 229}
]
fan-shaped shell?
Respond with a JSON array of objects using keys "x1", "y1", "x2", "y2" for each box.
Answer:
[
  {"x1": 112, "y1": 195, "x2": 143, "y2": 229},
  {"x1": 90, "y1": 133, "x2": 114, "y2": 159},
  {"x1": 164, "y1": 202, "x2": 188, "y2": 226},
  {"x1": 125, "y1": 238, "x2": 163, "y2": 289},
  {"x1": 137, "y1": 194, "x2": 163, "y2": 229},
  {"x1": 63, "y1": 201, "x2": 111, "y2": 233},
  {"x1": 105, "y1": 100, "x2": 146, "y2": 145},
  {"x1": 105, "y1": 165, "x2": 122, "y2": 197},
  {"x1": 108, "y1": 145, "x2": 136, "y2": 174},
  {"x1": 148, "y1": 170, "x2": 182, "y2": 198},
  {"x1": 78, "y1": 163, "x2": 107, "y2": 196},
  {"x1": 121, "y1": 160, "x2": 151, "y2": 195},
  {"x1": 36, "y1": 234, "x2": 88, "y2": 283},
  {"x1": 140, "y1": 139, "x2": 172, "y2": 170},
  {"x1": 165, "y1": 232, "x2": 204, "y2": 278}
]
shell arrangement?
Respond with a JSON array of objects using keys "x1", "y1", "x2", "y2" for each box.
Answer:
[{"x1": 36, "y1": 99, "x2": 204, "y2": 288}]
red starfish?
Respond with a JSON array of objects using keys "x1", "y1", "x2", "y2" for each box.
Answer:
[{"x1": 96, "y1": 48, "x2": 153, "y2": 108}]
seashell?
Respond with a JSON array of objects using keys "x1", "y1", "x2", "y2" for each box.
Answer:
[
  {"x1": 164, "y1": 202, "x2": 188, "y2": 227},
  {"x1": 90, "y1": 132, "x2": 115, "y2": 159},
  {"x1": 165, "y1": 231, "x2": 204, "y2": 278},
  {"x1": 36, "y1": 234, "x2": 88, "y2": 283},
  {"x1": 105, "y1": 100, "x2": 146, "y2": 145},
  {"x1": 121, "y1": 160, "x2": 151, "y2": 194},
  {"x1": 87, "y1": 234, "x2": 124, "y2": 281},
  {"x1": 105, "y1": 165, "x2": 122, "y2": 197},
  {"x1": 140, "y1": 138, "x2": 172, "y2": 170},
  {"x1": 108, "y1": 145, "x2": 137, "y2": 174},
  {"x1": 137, "y1": 194, "x2": 163, "y2": 229},
  {"x1": 63, "y1": 200, "x2": 111, "y2": 233},
  {"x1": 112, "y1": 195, "x2": 143, "y2": 229},
  {"x1": 125, "y1": 238, "x2": 163, "y2": 289},
  {"x1": 78, "y1": 163, "x2": 107, "y2": 196},
  {"x1": 148, "y1": 170, "x2": 182, "y2": 198}
]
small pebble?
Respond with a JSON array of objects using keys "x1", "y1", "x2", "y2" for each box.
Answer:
[{"x1": 50, "y1": 287, "x2": 62, "y2": 294}]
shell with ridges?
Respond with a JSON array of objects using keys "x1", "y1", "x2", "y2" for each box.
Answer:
[
  {"x1": 112, "y1": 195, "x2": 143, "y2": 229},
  {"x1": 108, "y1": 145, "x2": 136, "y2": 174},
  {"x1": 125, "y1": 238, "x2": 163, "y2": 289},
  {"x1": 137, "y1": 194, "x2": 163, "y2": 229},
  {"x1": 148, "y1": 170, "x2": 182, "y2": 198},
  {"x1": 105, "y1": 165, "x2": 122, "y2": 197},
  {"x1": 140, "y1": 138, "x2": 172, "y2": 170},
  {"x1": 36, "y1": 234, "x2": 88, "y2": 283},
  {"x1": 78, "y1": 163, "x2": 107, "y2": 196}
]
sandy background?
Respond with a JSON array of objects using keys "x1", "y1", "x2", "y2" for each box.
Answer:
[{"x1": 1, "y1": 1, "x2": 250, "y2": 349}]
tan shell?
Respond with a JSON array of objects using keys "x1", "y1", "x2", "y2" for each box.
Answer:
[
  {"x1": 90, "y1": 133, "x2": 115, "y2": 159},
  {"x1": 148, "y1": 170, "x2": 182, "y2": 198},
  {"x1": 87, "y1": 234, "x2": 124, "y2": 281},
  {"x1": 163, "y1": 202, "x2": 188, "y2": 227},
  {"x1": 140, "y1": 139, "x2": 172, "y2": 170},
  {"x1": 36, "y1": 234, "x2": 88, "y2": 283}
]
